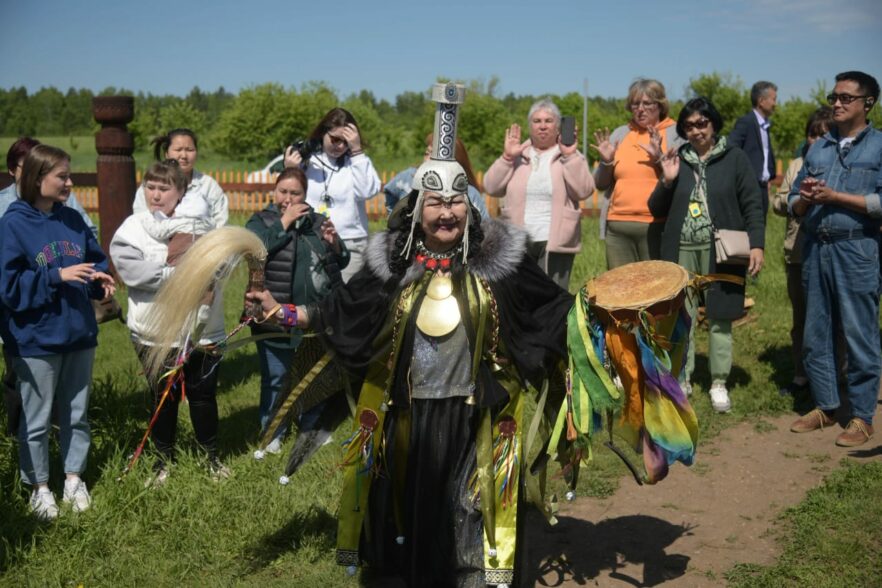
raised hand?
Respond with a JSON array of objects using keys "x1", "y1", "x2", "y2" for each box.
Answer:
[
  {"x1": 280, "y1": 202, "x2": 310, "y2": 230},
  {"x1": 591, "y1": 129, "x2": 616, "y2": 164},
  {"x1": 340, "y1": 123, "x2": 362, "y2": 153},
  {"x1": 659, "y1": 147, "x2": 680, "y2": 185},
  {"x1": 560, "y1": 125, "x2": 580, "y2": 157},
  {"x1": 283, "y1": 145, "x2": 303, "y2": 169},
  {"x1": 320, "y1": 218, "x2": 341, "y2": 252},
  {"x1": 637, "y1": 125, "x2": 663, "y2": 163},
  {"x1": 503, "y1": 124, "x2": 528, "y2": 161}
]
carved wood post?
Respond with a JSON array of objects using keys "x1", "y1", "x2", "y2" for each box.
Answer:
[{"x1": 93, "y1": 96, "x2": 135, "y2": 271}]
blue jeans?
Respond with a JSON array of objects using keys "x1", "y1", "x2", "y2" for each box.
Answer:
[
  {"x1": 256, "y1": 341, "x2": 326, "y2": 439},
  {"x1": 256, "y1": 341, "x2": 296, "y2": 436},
  {"x1": 802, "y1": 236, "x2": 881, "y2": 423},
  {"x1": 15, "y1": 348, "x2": 95, "y2": 485}
]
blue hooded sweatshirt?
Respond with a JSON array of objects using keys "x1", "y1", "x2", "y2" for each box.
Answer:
[{"x1": 0, "y1": 199, "x2": 108, "y2": 357}]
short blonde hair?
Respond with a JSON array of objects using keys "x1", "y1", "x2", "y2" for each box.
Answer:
[{"x1": 626, "y1": 79, "x2": 670, "y2": 120}]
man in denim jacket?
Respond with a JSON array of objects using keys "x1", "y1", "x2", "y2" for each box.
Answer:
[{"x1": 788, "y1": 71, "x2": 882, "y2": 447}]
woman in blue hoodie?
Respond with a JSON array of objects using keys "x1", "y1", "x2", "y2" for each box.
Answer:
[{"x1": 0, "y1": 145, "x2": 115, "y2": 521}]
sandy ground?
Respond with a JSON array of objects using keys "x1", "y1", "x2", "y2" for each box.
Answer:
[{"x1": 524, "y1": 401, "x2": 882, "y2": 587}]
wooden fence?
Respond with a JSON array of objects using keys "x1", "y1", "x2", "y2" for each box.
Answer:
[{"x1": 64, "y1": 159, "x2": 787, "y2": 219}]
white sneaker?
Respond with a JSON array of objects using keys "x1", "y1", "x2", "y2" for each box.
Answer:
[
  {"x1": 63, "y1": 477, "x2": 92, "y2": 512},
  {"x1": 30, "y1": 488, "x2": 59, "y2": 521},
  {"x1": 265, "y1": 438, "x2": 283, "y2": 455},
  {"x1": 709, "y1": 382, "x2": 731, "y2": 413}
]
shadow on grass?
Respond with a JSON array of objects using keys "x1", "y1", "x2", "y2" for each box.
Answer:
[
  {"x1": 524, "y1": 509, "x2": 693, "y2": 587},
  {"x1": 758, "y1": 344, "x2": 793, "y2": 388},
  {"x1": 0, "y1": 372, "x2": 149, "y2": 572},
  {"x1": 244, "y1": 505, "x2": 336, "y2": 572},
  {"x1": 0, "y1": 505, "x2": 50, "y2": 573},
  {"x1": 692, "y1": 354, "x2": 750, "y2": 390},
  {"x1": 217, "y1": 404, "x2": 261, "y2": 457},
  {"x1": 213, "y1": 345, "x2": 262, "y2": 458},
  {"x1": 216, "y1": 346, "x2": 260, "y2": 393},
  {"x1": 88, "y1": 372, "x2": 154, "y2": 452}
]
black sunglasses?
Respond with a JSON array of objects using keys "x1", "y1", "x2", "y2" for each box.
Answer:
[
  {"x1": 682, "y1": 119, "x2": 711, "y2": 132},
  {"x1": 826, "y1": 93, "x2": 867, "y2": 105}
]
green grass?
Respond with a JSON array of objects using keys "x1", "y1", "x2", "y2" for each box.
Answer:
[
  {"x1": 0, "y1": 136, "x2": 255, "y2": 175},
  {"x1": 0, "y1": 212, "x2": 875, "y2": 584},
  {"x1": 725, "y1": 460, "x2": 882, "y2": 587},
  {"x1": 0, "y1": 136, "x2": 416, "y2": 177}
]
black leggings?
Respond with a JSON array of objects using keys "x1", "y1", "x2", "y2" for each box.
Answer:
[{"x1": 135, "y1": 343, "x2": 222, "y2": 462}]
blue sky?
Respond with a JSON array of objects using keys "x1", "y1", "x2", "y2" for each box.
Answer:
[{"x1": 3, "y1": 0, "x2": 881, "y2": 102}]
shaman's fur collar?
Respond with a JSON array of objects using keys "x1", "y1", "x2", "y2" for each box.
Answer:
[{"x1": 365, "y1": 218, "x2": 528, "y2": 286}]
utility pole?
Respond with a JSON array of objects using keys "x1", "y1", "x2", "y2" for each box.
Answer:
[{"x1": 582, "y1": 79, "x2": 589, "y2": 156}]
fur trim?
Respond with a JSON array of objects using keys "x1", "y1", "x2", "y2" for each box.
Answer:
[
  {"x1": 468, "y1": 218, "x2": 528, "y2": 282},
  {"x1": 365, "y1": 218, "x2": 527, "y2": 285}
]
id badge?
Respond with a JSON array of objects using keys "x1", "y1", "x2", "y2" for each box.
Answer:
[{"x1": 689, "y1": 202, "x2": 702, "y2": 218}]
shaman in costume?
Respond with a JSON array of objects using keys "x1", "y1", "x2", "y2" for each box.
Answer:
[{"x1": 249, "y1": 83, "x2": 573, "y2": 586}]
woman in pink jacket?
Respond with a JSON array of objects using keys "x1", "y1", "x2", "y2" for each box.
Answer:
[{"x1": 484, "y1": 98, "x2": 594, "y2": 290}]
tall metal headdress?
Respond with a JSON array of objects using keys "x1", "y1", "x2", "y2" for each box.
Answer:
[{"x1": 402, "y1": 82, "x2": 471, "y2": 261}]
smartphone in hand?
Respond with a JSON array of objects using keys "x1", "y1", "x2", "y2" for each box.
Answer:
[
  {"x1": 800, "y1": 176, "x2": 819, "y2": 197},
  {"x1": 560, "y1": 116, "x2": 576, "y2": 146}
]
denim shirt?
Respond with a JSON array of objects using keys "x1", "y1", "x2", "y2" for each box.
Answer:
[{"x1": 788, "y1": 124, "x2": 882, "y2": 236}]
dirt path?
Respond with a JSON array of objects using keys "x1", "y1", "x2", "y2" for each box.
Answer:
[{"x1": 524, "y1": 402, "x2": 882, "y2": 587}]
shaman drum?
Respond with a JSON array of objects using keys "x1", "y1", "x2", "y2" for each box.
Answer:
[
  {"x1": 571, "y1": 260, "x2": 698, "y2": 486},
  {"x1": 587, "y1": 260, "x2": 689, "y2": 328}
]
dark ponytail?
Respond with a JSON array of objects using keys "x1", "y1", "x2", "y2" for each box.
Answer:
[{"x1": 151, "y1": 128, "x2": 199, "y2": 161}]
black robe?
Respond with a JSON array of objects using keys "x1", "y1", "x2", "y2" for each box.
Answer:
[{"x1": 311, "y1": 219, "x2": 572, "y2": 586}]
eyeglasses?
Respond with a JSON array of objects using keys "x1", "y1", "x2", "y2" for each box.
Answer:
[
  {"x1": 682, "y1": 119, "x2": 711, "y2": 132},
  {"x1": 630, "y1": 101, "x2": 658, "y2": 110},
  {"x1": 826, "y1": 93, "x2": 867, "y2": 105},
  {"x1": 326, "y1": 135, "x2": 348, "y2": 147}
]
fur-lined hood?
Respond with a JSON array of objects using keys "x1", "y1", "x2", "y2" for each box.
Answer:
[{"x1": 365, "y1": 217, "x2": 528, "y2": 286}]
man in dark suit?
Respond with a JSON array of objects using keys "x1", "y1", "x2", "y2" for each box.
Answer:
[{"x1": 729, "y1": 81, "x2": 778, "y2": 215}]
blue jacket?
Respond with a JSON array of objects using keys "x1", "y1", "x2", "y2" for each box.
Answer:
[
  {"x1": 788, "y1": 124, "x2": 882, "y2": 235},
  {"x1": 0, "y1": 200, "x2": 109, "y2": 357}
]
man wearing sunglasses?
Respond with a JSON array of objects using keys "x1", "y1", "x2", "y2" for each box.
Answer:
[
  {"x1": 788, "y1": 71, "x2": 882, "y2": 448},
  {"x1": 729, "y1": 81, "x2": 778, "y2": 216}
]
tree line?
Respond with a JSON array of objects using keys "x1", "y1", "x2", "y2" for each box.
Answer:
[{"x1": 3, "y1": 74, "x2": 877, "y2": 171}]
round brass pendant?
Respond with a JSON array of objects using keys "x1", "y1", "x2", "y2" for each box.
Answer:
[
  {"x1": 426, "y1": 274, "x2": 453, "y2": 298},
  {"x1": 416, "y1": 273, "x2": 461, "y2": 337}
]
